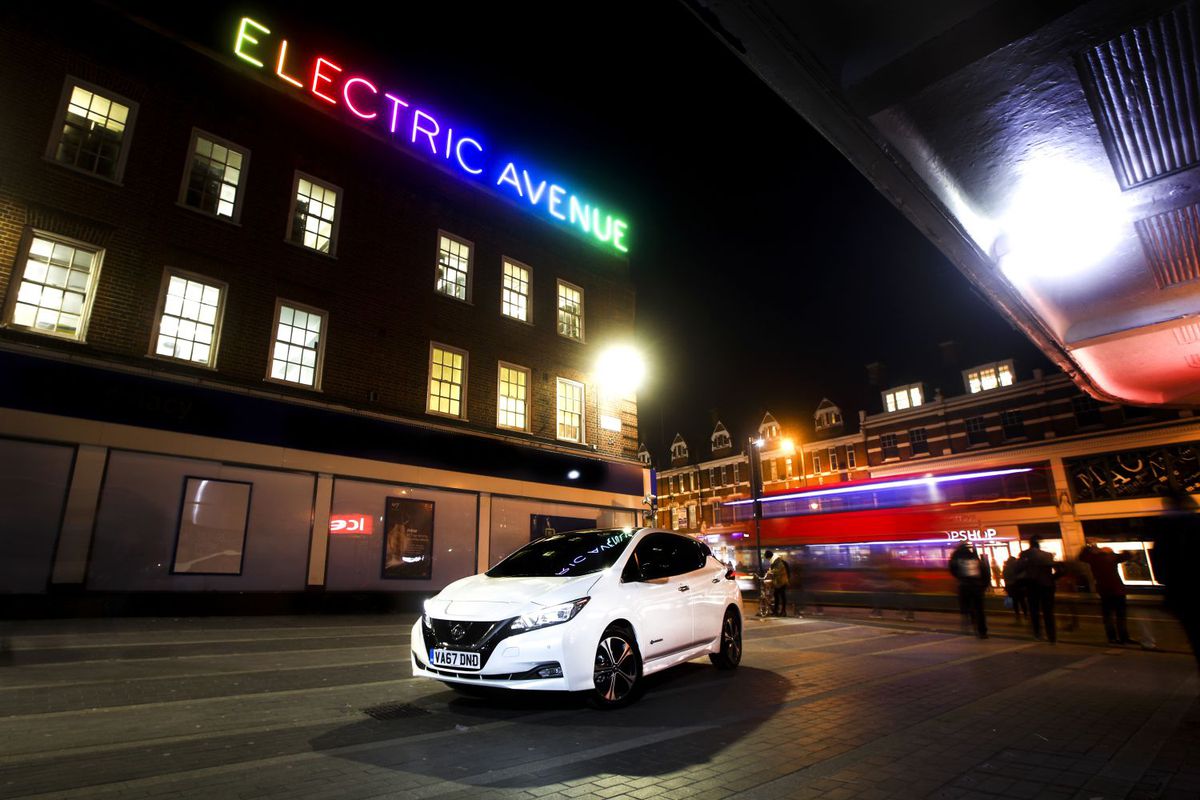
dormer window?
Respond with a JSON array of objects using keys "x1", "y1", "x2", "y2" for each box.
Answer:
[
  {"x1": 883, "y1": 383, "x2": 924, "y2": 412},
  {"x1": 964, "y1": 360, "x2": 1015, "y2": 394},
  {"x1": 711, "y1": 422, "x2": 731, "y2": 452},
  {"x1": 815, "y1": 401, "x2": 843, "y2": 432},
  {"x1": 670, "y1": 434, "x2": 689, "y2": 462},
  {"x1": 758, "y1": 412, "x2": 781, "y2": 441},
  {"x1": 637, "y1": 444, "x2": 652, "y2": 466}
]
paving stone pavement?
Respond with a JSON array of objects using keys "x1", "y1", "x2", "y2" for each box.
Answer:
[{"x1": 0, "y1": 607, "x2": 1196, "y2": 800}]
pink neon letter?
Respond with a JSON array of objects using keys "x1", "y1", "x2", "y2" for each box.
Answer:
[
  {"x1": 311, "y1": 57, "x2": 342, "y2": 105},
  {"x1": 411, "y1": 110, "x2": 440, "y2": 155},
  {"x1": 343, "y1": 76, "x2": 378, "y2": 119},
  {"x1": 275, "y1": 40, "x2": 303, "y2": 88},
  {"x1": 383, "y1": 93, "x2": 409, "y2": 133}
]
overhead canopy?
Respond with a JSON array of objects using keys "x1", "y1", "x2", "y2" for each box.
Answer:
[{"x1": 694, "y1": 0, "x2": 1200, "y2": 405}]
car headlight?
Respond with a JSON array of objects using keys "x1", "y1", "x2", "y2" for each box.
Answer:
[
  {"x1": 422, "y1": 599, "x2": 434, "y2": 628},
  {"x1": 509, "y1": 597, "x2": 590, "y2": 633}
]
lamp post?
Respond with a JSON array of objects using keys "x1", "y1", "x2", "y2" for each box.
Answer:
[{"x1": 748, "y1": 436, "x2": 765, "y2": 577}]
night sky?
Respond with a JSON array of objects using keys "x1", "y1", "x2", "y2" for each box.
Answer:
[{"x1": 116, "y1": 0, "x2": 1052, "y2": 461}]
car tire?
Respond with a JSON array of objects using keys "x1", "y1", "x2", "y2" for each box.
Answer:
[
  {"x1": 709, "y1": 607, "x2": 742, "y2": 670},
  {"x1": 588, "y1": 624, "x2": 642, "y2": 709}
]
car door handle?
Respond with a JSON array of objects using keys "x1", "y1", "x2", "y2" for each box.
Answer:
[
  {"x1": 711, "y1": 578, "x2": 721, "y2": 584},
  {"x1": 678, "y1": 585, "x2": 690, "y2": 592}
]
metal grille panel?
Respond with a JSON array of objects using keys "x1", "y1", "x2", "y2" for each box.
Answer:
[
  {"x1": 1079, "y1": 2, "x2": 1200, "y2": 188},
  {"x1": 1137, "y1": 202, "x2": 1200, "y2": 287}
]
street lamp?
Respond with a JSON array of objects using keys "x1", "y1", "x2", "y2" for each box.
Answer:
[{"x1": 748, "y1": 436, "x2": 765, "y2": 577}]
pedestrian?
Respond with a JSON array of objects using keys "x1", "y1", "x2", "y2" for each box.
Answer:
[
  {"x1": 1151, "y1": 487, "x2": 1200, "y2": 668},
  {"x1": 766, "y1": 550, "x2": 790, "y2": 616},
  {"x1": 1079, "y1": 544, "x2": 1133, "y2": 644},
  {"x1": 1055, "y1": 557, "x2": 1093, "y2": 634},
  {"x1": 1018, "y1": 537, "x2": 1059, "y2": 643},
  {"x1": 949, "y1": 542, "x2": 988, "y2": 638},
  {"x1": 1002, "y1": 554, "x2": 1029, "y2": 624}
]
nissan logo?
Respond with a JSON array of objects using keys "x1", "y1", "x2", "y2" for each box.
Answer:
[{"x1": 449, "y1": 624, "x2": 467, "y2": 641}]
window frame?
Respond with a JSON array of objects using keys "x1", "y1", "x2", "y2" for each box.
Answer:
[
  {"x1": 435, "y1": 230, "x2": 474, "y2": 303},
  {"x1": 496, "y1": 360, "x2": 531, "y2": 432},
  {"x1": 177, "y1": 128, "x2": 250, "y2": 224},
  {"x1": 264, "y1": 298, "x2": 328, "y2": 391},
  {"x1": 555, "y1": 376, "x2": 586, "y2": 444},
  {"x1": 286, "y1": 170, "x2": 342, "y2": 257},
  {"x1": 1001, "y1": 409, "x2": 1026, "y2": 439},
  {"x1": 169, "y1": 476, "x2": 252, "y2": 576},
  {"x1": 965, "y1": 416, "x2": 989, "y2": 445},
  {"x1": 910, "y1": 427, "x2": 930, "y2": 455},
  {"x1": 3, "y1": 228, "x2": 105, "y2": 343},
  {"x1": 963, "y1": 359, "x2": 1016, "y2": 394},
  {"x1": 45, "y1": 76, "x2": 139, "y2": 184},
  {"x1": 812, "y1": 453, "x2": 822, "y2": 474},
  {"x1": 426, "y1": 341, "x2": 469, "y2": 420},
  {"x1": 882, "y1": 382, "x2": 924, "y2": 412},
  {"x1": 556, "y1": 279, "x2": 586, "y2": 342},
  {"x1": 881, "y1": 433, "x2": 900, "y2": 460},
  {"x1": 828, "y1": 447, "x2": 839, "y2": 471},
  {"x1": 500, "y1": 257, "x2": 532, "y2": 323},
  {"x1": 148, "y1": 267, "x2": 228, "y2": 369},
  {"x1": 845, "y1": 445, "x2": 857, "y2": 469}
]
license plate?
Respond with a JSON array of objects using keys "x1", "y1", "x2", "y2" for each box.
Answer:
[{"x1": 430, "y1": 648, "x2": 482, "y2": 671}]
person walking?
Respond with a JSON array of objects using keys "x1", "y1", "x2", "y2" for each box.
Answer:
[
  {"x1": 1002, "y1": 554, "x2": 1029, "y2": 624},
  {"x1": 949, "y1": 542, "x2": 988, "y2": 638},
  {"x1": 765, "y1": 550, "x2": 790, "y2": 616},
  {"x1": 1152, "y1": 487, "x2": 1200, "y2": 668},
  {"x1": 1080, "y1": 544, "x2": 1133, "y2": 644},
  {"x1": 1018, "y1": 537, "x2": 1059, "y2": 643}
]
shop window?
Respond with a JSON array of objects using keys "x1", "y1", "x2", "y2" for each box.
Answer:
[
  {"x1": 428, "y1": 343, "x2": 467, "y2": 418},
  {"x1": 6, "y1": 232, "x2": 103, "y2": 341},
  {"x1": 556, "y1": 377, "x2": 585, "y2": 443},
  {"x1": 497, "y1": 362, "x2": 530, "y2": 431},
  {"x1": 501, "y1": 259, "x2": 530, "y2": 321},
  {"x1": 881, "y1": 433, "x2": 899, "y2": 460},
  {"x1": 151, "y1": 268, "x2": 226, "y2": 367},
  {"x1": 287, "y1": 172, "x2": 340, "y2": 255},
  {"x1": 966, "y1": 416, "x2": 988, "y2": 445},
  {"x1": 267, "y1": 300, "x2": 326, "y2": 389},
  {"x1": 1002, "y1": 409, "x2": 1026, "y2": 439},
  {"x1": 910, "y1": 427, "x2": 930, "y2": 455},
  {"x1": 172, "y1": 477, "x2": 250, "y2": 574},
  {"x1": 47, "y1": 78, "x2": 136, "y2": 182},
  {"x1": 180, "y1": 130, "x2": 248, "y2": 221},
  {"x1": 436, "y1": 232, "x2": 472, "y2": 301},
  {"x1": 557, "y1": 280, "x2": 584, "y2": 341}
]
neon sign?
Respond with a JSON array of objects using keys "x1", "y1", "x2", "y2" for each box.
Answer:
[
  {"x1": 233, "y1": 18, "x2": 630, "y2": 254},
  {"x1": 330, "y1": 514, "x2": 373, "y2": 535},
  {"x1": 945, "y1": 529, "x2": 999, "y2": 541}
]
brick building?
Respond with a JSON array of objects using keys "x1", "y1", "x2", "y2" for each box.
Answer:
[{"x1": 0, "y1": 6, "x2": 645, "y2": 609}]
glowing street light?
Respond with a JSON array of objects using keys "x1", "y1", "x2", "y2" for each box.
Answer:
[{"x1": 594, "y1": 344, "x2": 646, "y2": 397}]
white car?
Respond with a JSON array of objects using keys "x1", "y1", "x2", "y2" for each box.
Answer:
[{"x1": 411, "y1": 527, "x2": 743, "y2": 707}]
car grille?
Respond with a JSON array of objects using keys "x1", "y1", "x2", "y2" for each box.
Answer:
[{"x1": 428, "y1": 619, "x2": 503, "y2": 648}]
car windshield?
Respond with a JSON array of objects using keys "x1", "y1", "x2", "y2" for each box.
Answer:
[{"x1": 487, "y1": 528, "x2": 638, "y2": 578}]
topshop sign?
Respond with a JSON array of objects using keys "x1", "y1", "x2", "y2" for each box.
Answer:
[{"x1": 233, "y1": 18, "x2": 630, "y2": 254}]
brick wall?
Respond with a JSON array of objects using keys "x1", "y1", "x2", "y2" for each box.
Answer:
[{"x1": 0, "y1": 8, "x2": 639, "y2": 461}]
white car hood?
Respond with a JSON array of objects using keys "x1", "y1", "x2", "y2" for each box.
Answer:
[{"x1": 426, "y1": 572, "x2": 602, "y2": 621}]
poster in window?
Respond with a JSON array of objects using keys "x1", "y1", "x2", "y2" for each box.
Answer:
[
  {"x1": 383, "y1": 498, "x2": 435, "y2": 579},
  {"x1": 530, "y1": 514, "x2": 596, "y2": 542}
]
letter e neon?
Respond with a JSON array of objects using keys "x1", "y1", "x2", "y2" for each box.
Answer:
[
  {"x1": 234, "y1": 17, "x2": 270, "y2": 68},
  {"x1": 547, "y1": 184, "x2": 566, "y2": 220},
  {"x1": 311, "y1": 57, "x2": 342, "y2": 105}
]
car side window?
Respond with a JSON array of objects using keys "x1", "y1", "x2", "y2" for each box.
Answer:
[{"x1": 627, "y1": 533, "x2": 707, "y2": 581}]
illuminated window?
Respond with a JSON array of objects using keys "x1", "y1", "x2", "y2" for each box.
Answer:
[
  {"x1": 828, "y1": 447, "x2": 839, "y2": 471},
  {"x1": 501, "y1": 259, "x2": 530, "y2": 321},
  {"x1": 1002, "y1": 409, "x2": 1025, "y2": 439},
  {"x1": 557, "y1": 280, "x2": 584, "y2": 341},
  {"x1": 180, "y1": 130, "x2": 248, "y2": 221},
  {"x1": 267, "y1": 300, "x2": 326, "y2": 389},
  {"x1": 436, "y1": 232, "x2": 472, "y2": 301},
  {"x1": 883, "y1": 383, "x2": 923, "y2": 412},
  {"x1": 48, "y1": 79, "x2": 136, "y2": 182},
  {"x1": 910, "y1": 427, "x2": 930, "y2": 455},
  {"x1": 964, "y1": 360, "x2": 1015, "y2": 393},
  {"x1": 428, "y1": 343, "x2": 467, "y2": 418},
  {"x1": 287, "y1": 172, "x2": 340, "y2": 255},
  {"x1": 5, "y1": 233, "x2": 102, "y2": 341},
  {"x1": 965, "y1": 416, "x2": 988, "y2": 445},
  {"x1": 556, "y1": 377, "x2": 585, "y2": 443},
  {"x1": 845, "y1": 445, "x2": 857, "y2": 469},
  {"x1": 152, "y1": 269, "x2": 226, "y2": 367},
  {"x1": 497, "y1": 362, "x2": 530, "y2": 431},
  {"x1": 881, "y1": 433, "x2": 899, "y2": 460}
]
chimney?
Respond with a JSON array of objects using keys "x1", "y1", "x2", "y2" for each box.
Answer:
[
  {"x1": 865, "y1": 361, "x2": 886, "y2": 387},
  {"x1": 938, "y1": 340, "x2": 960, "y2": 367}
]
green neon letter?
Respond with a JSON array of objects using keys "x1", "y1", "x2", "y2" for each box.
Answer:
[
  {"x1": 235, "y1": 17, "x2": 270, "y2": 68},
  {"x1": 612, "y1": 219, "x2": 629, "y2": 253},
  {"x1": 569, "y1": 196, "x2": 591, "y2": 233}
]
